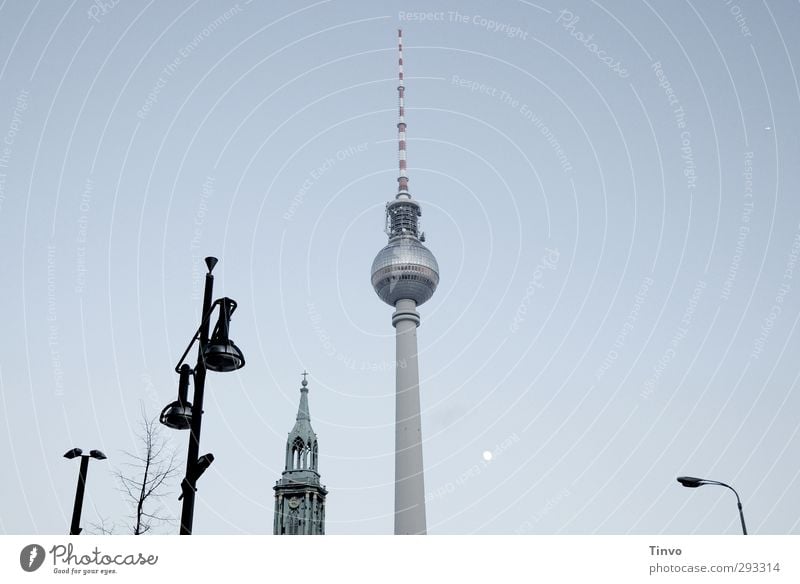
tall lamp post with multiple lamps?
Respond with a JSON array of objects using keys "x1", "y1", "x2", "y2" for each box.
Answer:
[
  {"x1": 64, "y1": 448, "x2": 107, "y2": 535},
  {"x1": 160, "y1": 256, "x2": 245, "y2": 535},
  {"x1": 676, "y1": 476, "x2": 748, "y2": 535}
]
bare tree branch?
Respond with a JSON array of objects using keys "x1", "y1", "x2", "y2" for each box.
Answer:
[
  {"x1": 112, "y1": 403, "x2": 181, "y2": 534},
  {"x1": 86, "y1": 515, "x2": 118, "y2": 535}
]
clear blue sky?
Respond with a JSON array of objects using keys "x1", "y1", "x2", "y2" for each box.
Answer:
[{"x1": 1, "y1": 0, "x2": 799, "y2": 534}]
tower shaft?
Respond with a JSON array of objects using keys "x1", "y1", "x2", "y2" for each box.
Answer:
[{"x1": 392, "y1": 299, "x2": 426, "y2": 534}]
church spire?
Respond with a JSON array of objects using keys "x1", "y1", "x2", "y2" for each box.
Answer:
[
  {"x1": 296, "y1": 370, "x2": 310, "y2": 421},
  {"x1": 273, "y1": 372, "x2": 327, "y2": 535}
]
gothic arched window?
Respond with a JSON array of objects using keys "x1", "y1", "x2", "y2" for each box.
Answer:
[{"x1": 292, "y1": 437, "x2": 305, "y2": 469}]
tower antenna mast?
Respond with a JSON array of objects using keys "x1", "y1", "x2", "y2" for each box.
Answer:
[{"x1": 397, "y1": 29, "x2": 409, "y2": 198}]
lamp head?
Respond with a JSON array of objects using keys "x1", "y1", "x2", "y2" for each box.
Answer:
[
  {"x1": 677, "y1": 476, "x2": 706, "y2": 488},
  {"x1": 89, "y1": 450, "x2": 107, "y2": 460},
  {"x1": 204, "y1": 340, "x2": 245, "y2": 372},
  {"x1": 63, "y1": 448, "x2": 83, "y2": 459},
  {"x1": 160, "y1": 400, "x2": 193, "y2": 430},
  {"x1": 204, "y1": 298, "x2": 245, "y2": 372},
  {"x1": 160, "y1": 365, "x2": 195, "y2": 430}
]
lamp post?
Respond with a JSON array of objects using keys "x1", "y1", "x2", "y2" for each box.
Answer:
[
  {"x1": 64, "y1": 448, "x2": 107, "y2": 535},
  {"x1": 160, "y1": 257, "x2": 245, "y2": 535},
  {"x1": 676, "y1": 476, "x2": 748, "y2": 535}
]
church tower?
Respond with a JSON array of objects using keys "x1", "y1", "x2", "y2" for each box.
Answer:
[{"x1": 273, "y1": 372, "x2": 327, "y2": 534}]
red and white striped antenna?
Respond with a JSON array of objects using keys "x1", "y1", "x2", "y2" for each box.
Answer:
[{"x1": 397, "y1": 28, "x2": 410, "y2": 198}]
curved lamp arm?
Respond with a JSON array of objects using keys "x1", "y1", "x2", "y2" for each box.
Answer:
[
  {"x1": 676, "y1": 476, "x2": 747, "y2": 535},
  {"x1": 173, "y1": 298, "x2": 235, "y2": 372},
  {"x1": 710, "y1": 481, "x2": 747, "y2": 536}
]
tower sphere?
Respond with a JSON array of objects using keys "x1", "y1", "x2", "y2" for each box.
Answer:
[{"x1": 371, "y1": 235, "x2": 439, "y2": 306}]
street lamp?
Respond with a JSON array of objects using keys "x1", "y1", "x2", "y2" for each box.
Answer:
[
  {"x1": 676, "y1": 476, "x2": 748, "y2": 535},
  {"x1": 160, "y1": 364, "x2": 193, "y2": 430},
  {"x1": 64, "y1": 448, "x2": 107, "y2": 535},
  {"x1": 161, "y1": 256, "x2": 245, "y2": 535}
]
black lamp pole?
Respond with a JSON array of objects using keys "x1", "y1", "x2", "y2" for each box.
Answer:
[
  {"x1": 64, "y1": 448, "x2": 106, "y2": 535},
  {"x1": 166, "y1": 257, "x2": 244, "y2": 535},
  {"x1": 676, "y1": 476, "x2": 748, "y2": 535},
  {"x1": 69, "y1": 456, "x2": 90, "y2": 536},
  {"x1": 178, "y1": 258, "x2": 215, "y2": 535}
]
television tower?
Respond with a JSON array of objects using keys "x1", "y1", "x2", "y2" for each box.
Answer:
[{"x1": 370, "y1": 29, "x2": 439, "y2": 535}]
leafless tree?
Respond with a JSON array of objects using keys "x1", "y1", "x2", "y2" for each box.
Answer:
[{"x1": 114, "y1": 404, "x2": 181, "y2": 534}]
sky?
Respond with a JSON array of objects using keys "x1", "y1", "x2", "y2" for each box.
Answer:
[{"x1": 1, "y1": 0, "x2": 799, "y2": 535}]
